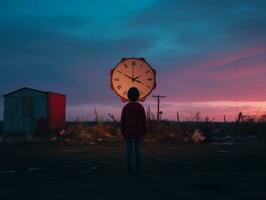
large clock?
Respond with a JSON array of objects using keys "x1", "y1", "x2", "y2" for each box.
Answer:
[{"x1": 110, "y1": 57, "x2": 156, "y2": 102}]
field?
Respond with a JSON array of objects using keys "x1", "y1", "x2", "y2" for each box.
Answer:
[
  {"x1": 0, "y1": 141, "x2": 266, "y2": 200},
  {"x1": 0, "y1": 119, "x2": 266, "y2": 199}
]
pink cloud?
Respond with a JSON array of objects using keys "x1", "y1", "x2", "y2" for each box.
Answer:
[
  {"x1": 65, "y1": 46, "x2": 266, "y2": 122},
  {"x1": 66, "y1": 100, "x2": 266, "y2": 122},
  {"x1": 158, "y1": 46, "x2": 266, "y2": 102}
]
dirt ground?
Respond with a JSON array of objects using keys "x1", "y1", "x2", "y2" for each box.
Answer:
[{"x1": 0, "y1": 142, "x2": 265, "y2": 200}]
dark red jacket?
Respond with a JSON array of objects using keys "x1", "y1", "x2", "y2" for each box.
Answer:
[{"x1": 121, "y1": 102, "x2": 147, "y2": 139}]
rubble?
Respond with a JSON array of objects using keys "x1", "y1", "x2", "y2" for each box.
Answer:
[{"x1": 191, "y1": 129, "x2": 206, "y2": 144}]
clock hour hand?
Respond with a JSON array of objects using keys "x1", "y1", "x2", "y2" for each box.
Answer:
[{"x1": 134, "y1": 79, "x2": 144, "y2": 84}]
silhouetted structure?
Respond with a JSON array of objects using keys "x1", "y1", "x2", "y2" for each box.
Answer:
[{"x1": 3, "y1": 87, "x2": 66, "y2": 136}]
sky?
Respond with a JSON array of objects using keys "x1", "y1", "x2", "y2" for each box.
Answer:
[{"x1": 0, "y1": 0, "x2": 266, "y2": 121}]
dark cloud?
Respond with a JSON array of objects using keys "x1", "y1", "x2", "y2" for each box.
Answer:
[
  {"x1": 0, "y1": 14, "x2": 157, "y2": 107},
  {"x1": 125, "y1": 0, "x2": 266, "y2": 58},
  {"x1": 0, "y1": 0, "x2": 266, "y2": 120}
]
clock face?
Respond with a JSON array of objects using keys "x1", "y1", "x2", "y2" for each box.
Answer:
[{"x1": 110, "y1": 58, "x2": 156, "y2": 102}]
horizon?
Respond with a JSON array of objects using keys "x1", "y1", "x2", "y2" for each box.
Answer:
[{"x1": 0, "y1": 0, "x2": 266, "y2": 122}]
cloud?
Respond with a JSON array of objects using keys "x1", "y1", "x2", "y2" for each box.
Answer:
[
  {"x1": 66, "y1": 100, "x2": 266, "y2": 121},
  {"x1": 158, "y1": 100, "x2": 266, "y2": 121},
  {"x1": 0, "y1": 0, "x2": 266, "y2": 120},
  {"x1": 124, "y1": 0, "x2": 266, "y2": 58},
  {"x1": 0, "y1": 14, "x2": 157, "y2": 107},
  {"x1": 158, "y1": 46, "x2": 266, "y2": 102}
]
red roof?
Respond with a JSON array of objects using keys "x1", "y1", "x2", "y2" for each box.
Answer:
[{"x1": 2, "y1": 87, "x2": 65, "y2": 97}]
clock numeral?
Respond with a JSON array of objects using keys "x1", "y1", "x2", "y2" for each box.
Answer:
[
  {"x1": 131, "y1": 61, "x2": 135, "y2": 66},
  {"x1": 124, "y1": 64, "x2": 128, "y2": 68},
  {"x1": 114, "y1": 78, "x2": 119, "y2": 81},
  {"x1": 123, "y1": 91, "x2": 127, "y2": 96},
  {"x1": 147, "y1": 78, "x2": 153, "y2": 81},
  {"x1": 117, "y1": 70, "x2": 122, "y2": 74},
  {"x1": 145, "y1": 70, "x2": 151, "y2": 74},
  {"x1": 139, "y1": 63, "x2": 143, "y2": 68},
  {"x1": 140, "y1": 91, "x2": 143, "y2": 95},
  {"x1": 117, "y1": 85, "x2": 122, "y2": 90},
  {"x1": 146, "y1": 85, "x2": 151, "y2": 89}
]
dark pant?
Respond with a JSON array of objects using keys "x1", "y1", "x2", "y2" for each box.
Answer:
[{"x1": 126, "y1": 139, "x2": 142, "y2": 170}]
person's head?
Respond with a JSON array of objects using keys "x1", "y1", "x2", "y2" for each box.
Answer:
[{"x1": 127, "y1": 87, "x2": 140, "y2": 102}]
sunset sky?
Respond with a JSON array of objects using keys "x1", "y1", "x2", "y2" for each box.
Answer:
[{"x1": 0, "y1": 0, "x2": 266, "y2": 121}]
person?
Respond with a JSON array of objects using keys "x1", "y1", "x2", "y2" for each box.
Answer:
[{"x1": 121, "y1": 87, "x2": 147, "y2": 174}]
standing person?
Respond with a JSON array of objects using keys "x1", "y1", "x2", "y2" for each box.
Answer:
[{"x1": 121, "y1": 87, "x2": 147, "y2": 174}]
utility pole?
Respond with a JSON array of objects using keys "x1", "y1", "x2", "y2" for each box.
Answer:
[{"x1": 152, "y1": 95, "x2": 166, "y2": 133}]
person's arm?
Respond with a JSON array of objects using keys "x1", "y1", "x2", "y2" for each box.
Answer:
[
  {"x1": 121, "y1": 107, "x2": 126, "y2": 138},
  {"x1": 140, "y1": 106, "x2": 147, "y2": 136}
]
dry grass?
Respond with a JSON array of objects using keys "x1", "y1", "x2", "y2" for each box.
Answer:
[
  {"x1": 2, "y1": 110, "x2": 265, "y2": 144},
  {"x1": 61, "y1": 120, "x2": 117, "y2": 144}
]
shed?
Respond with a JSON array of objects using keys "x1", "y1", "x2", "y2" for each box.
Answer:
[{"x1": 3, "y1": 87, "x2": 66, "y2": 136}]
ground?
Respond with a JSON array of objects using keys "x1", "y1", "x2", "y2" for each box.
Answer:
[{"x1": 0, "y1": 142, "x2": 265, "y2": 200}]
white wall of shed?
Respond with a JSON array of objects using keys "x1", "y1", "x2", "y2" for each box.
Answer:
[{"x1": 4, "y1": 89, "x2": 48, "y2": 134}]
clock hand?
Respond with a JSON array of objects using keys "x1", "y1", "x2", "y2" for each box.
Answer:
[
  {"x1": 134, "y1": 79, "x2": 144, "y2": 84},
  {"x1": 133, "y1": 75, "x2": 142, "y2": 81},
  {"x1": 131, "y1": 64, "x2": 135, "y2": 80},
  {"x1": 123, "y1": 73, "x2": 143, "y2": 84},
  {"x1": 123, "y1": 73, "x2": 134, "y2": 82}
]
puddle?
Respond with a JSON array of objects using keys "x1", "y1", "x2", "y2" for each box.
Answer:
[
  {"x1": 98, "y1": 161, "x2": 112, "y2": 164},
  {"x1": 0, "y1": 170, "x2": 16, "y2": 174},
  {"x1": 80, "y1": 166, "x2": 96, "y2": 174},
  {"x1": 217, "y1": 150, "x2": 229, "y2": 153},
  {"x1": 27, "y1": 168, "x2": 42, "y2": 172},
  {"x1": 195, "y1": 183, "x2": 223, "y2": 191}
]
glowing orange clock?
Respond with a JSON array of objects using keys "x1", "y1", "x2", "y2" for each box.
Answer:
[{"x1": 110, "y1": 57, "x2": 157, "y2": 102}]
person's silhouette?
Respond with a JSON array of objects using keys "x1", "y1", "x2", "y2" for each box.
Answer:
[{"x1": 121, "y1": 87, "x2": 147, "y2": 174}]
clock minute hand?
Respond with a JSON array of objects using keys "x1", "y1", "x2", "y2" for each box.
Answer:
[
  {"x1": 131, "y1": 65, "x2": 135, "y2": 79},
  {"x1": 133, "y1": 75, "x2": 142, "y2": 81},
  {"x1": 123, "y1": 73, "x2": 134, "y2": 82}
]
